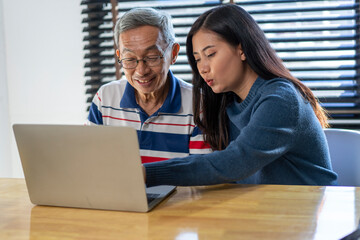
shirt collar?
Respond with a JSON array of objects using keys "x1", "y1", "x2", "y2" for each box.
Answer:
[{"x1": 120, "y1": 70, "x2": 181, "y2": 114}]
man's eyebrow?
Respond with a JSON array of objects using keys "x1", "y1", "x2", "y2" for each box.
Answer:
[
  {"x1": 121, "y1": 47, "x2": 133, "y2": 54},
  {"x1": 145, "y1": 45, "x2": 159, "y2": 51},
  {"x1": 121, "y1": 45, "x2": 159, "y2": 54},
  {"x1": 193, "y1": 45, "x2": 215, "y2": 55}
]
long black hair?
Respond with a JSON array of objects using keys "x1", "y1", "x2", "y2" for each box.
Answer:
[{"x1": 186, "y1": 4, "x2": 328, "y2": 151}]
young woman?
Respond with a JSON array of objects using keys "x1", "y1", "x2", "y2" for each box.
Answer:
[{"x1": 143, "y1": 4, "x2": 337, "y2": 186}]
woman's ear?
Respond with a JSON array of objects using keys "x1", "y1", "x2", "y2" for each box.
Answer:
[
  {"x1": 237, "y1": 44, "x2": 246, "y2": 61},
  {"x1": 171, "y1": 43, "x2": 180, "y2": 64},
  {"x1": 116, "y1": 49, "x2": 120, "y2": 58}
]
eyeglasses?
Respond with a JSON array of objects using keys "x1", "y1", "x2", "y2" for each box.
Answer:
[
  {"x1": 118, "y1": 44, "x2": 172, "y2": 69},
  {"x1": 118, "y1": 55, "x2": 164, "y2": 69}
]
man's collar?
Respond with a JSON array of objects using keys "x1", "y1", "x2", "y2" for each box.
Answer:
[{"x1": 120, "y1": 70, "x2": 181, "y2": 114}]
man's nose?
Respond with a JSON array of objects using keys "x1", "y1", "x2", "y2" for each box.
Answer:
[{"x1": 135, "y1": 60, "x2": 150, "y2": 74}]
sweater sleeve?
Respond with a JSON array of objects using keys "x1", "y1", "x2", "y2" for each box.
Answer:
[{"x1": 145, "y1": 85, "x2": 301, "y2": 186}]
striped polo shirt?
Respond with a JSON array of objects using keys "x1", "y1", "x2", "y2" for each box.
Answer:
[{"x1": 88, "y1": 71, "x2": 212, "y2": 163}]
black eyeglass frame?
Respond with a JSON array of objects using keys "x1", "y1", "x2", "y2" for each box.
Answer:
[
  {"x1": 117, "y1": 43, "x2": 172, "y2": 69},
  {"x1": 117, "y1": 55, "x2": 164, "y2": 69}
]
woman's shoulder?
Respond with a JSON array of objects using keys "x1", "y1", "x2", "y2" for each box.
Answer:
[
  {"x1": 254, "y1": 77, "x2": 306, "y2": 115},
  {"x1": 248, "y1": 78, "x2": 307, "y2": 129},
  {"x1": 262, "y1": 78, "x2": 297, "y2": 93},
  {"x1": 258, "y1": 77, "x2": 301, "y2": 103}
]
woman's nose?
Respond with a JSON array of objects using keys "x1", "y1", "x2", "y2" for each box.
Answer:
[{"x1": 198, "y1": 60, "x2": 210, "y2": 75}]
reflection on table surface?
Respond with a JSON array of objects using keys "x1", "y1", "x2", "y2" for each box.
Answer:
[{"x1": 1, "y1": 178, "x2": 359, "y2": 240}]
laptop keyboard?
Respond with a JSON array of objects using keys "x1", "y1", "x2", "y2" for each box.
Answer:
[{"x1": 147, "y1": 193, "x2": 160, "y2": 204}]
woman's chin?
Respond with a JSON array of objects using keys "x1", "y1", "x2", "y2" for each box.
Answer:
[{"x1": 210, "y1": 86, "x2": 224, "y2": 94}]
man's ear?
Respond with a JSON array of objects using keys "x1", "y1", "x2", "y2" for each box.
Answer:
[
  {"x1": 116, "y1": 49, "x2": 120, "y2": 58},
  {"x1": 171, "y1": 43, "x2": 180, "y2": 64},
  {"x1": 237, "y1": 44, "x2": 246, "y2": 61}
]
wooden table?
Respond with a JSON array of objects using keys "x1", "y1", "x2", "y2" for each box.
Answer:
[{"x1": 0, "y1": 178, "x2": 359, "y2": 240}]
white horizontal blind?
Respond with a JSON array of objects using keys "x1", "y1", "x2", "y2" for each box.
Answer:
[
  {"x1": 81, "y1": 0, "x2": 220, "y2": 109},
  {"x1": 236, "y1": 0, "x2": 360, "y2": 128},
  {"x1": 81, "y1": 0, "x2": 360, "y2": 129}
]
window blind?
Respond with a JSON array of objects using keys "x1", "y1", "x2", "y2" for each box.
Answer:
[{"x1": 81, "y1": 0, "x2": 360, "y2": 129}]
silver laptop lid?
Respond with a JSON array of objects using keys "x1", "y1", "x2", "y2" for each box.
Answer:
[{"x1": 13, "y1": 124, "x2": 152, "y2": 212}]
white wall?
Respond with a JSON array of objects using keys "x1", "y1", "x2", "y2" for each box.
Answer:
[
  {"x1": 0, "y1": 0, "x2": 87, "y2": 177},
  {"x1": 0, "y1": 0, "x2": 11, "y2": 177}
]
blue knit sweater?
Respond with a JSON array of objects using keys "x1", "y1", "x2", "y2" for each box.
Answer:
[{"x1": 145, "y1": 77, "x2": 338, "y2": 186}]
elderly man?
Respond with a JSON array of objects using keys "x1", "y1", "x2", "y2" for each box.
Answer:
[{"x1": 88, "y1": 8, "x2": 211, "y2": 163}]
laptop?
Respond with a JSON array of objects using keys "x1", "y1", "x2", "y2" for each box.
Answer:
[{"x1": 13, "y1": 124, "x2": 176, "y2": 212}]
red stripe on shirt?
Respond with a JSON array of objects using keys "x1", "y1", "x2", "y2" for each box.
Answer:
[
  {"x1": 145, "y1": 122, "x2": 195, "y2": 127},
  {"x1": 141, "y1": 156, "x2": 170, "y2": 164},
  {"x1": 102, "y1": 116, "x2": 141, "y2": 123},
  {"x1": 189, "y1": 141, "x2": 211, "y2": 149},
  {"x1": 96, "y1": 93, "x2": 102, "y2": 102}
]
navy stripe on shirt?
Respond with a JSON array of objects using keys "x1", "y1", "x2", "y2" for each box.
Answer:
[{"x1": 137, "y1": 130, "x2": 190, "y2": 153}]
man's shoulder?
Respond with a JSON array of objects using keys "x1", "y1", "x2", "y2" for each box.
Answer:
[
  {"x1": 175, "y1": 78, "x2": 194, "y2": 106},
  {"x1": 94, "y1": 79, "x2": 128, "y2": 106},
  {"x1": 173, "y1": 77, "x2": 194, "y2": 99},
  {"x1": 100, "y1": 79, "x2": 127, "y2": 90},
  {"x1": 97, "y1": 79, "x2": 127, "y2": 95},
  {"x1": 176, "y1": 78, "x2": 193, "y2": 90}
]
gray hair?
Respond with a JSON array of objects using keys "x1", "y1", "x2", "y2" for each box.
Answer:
[{"x1": 114, "y1": 8, "x2": 176, "y2": 48}]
